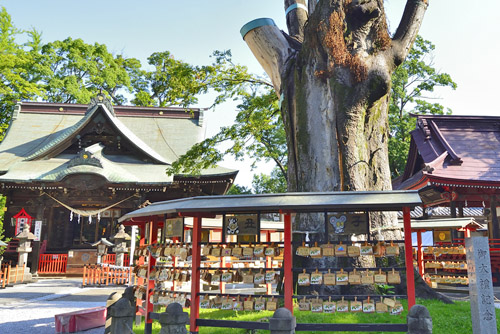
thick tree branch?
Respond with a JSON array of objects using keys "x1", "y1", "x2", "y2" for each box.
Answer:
[
  {"x1": 241, "y1": 19, "x2": 293, "y2": 94},
  {"x1": 284, "y1": 0, "x2": 308, "y2": 42},
  {"x1": 391, "y1": 0, "x2": 429, "y2": 67},
  {"x1": 308, "y1": 0, "x2": 317, "y2": 15}
]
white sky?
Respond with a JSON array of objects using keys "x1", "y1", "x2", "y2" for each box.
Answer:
[{"x1": 2, "y1": 0, "x2": 499, "y2": 187}]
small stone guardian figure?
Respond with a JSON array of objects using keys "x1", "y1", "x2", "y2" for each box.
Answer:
[
  {"x1": 159, "y1": 303, "x2": 189, "y2": 334},
  {"x1": 109, "y1": 286, "x2": 136, "y2": 333}
]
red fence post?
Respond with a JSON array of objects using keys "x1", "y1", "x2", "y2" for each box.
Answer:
[
  {"x1": 190, "y1": 215, "x2": 202, "y2": 334},
  {"x1": 403, "y1": 207, "x2": 416, "y2": 309},
  {"x1": 282, "y1": 212, "x2": 293, "y2": 313}
]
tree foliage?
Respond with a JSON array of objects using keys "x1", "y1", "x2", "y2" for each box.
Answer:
[
  {"x1": 388, "y1": 36, "x2": 457, "y2": 178},
  {"x1": 0, "y1": 7, "x2": 42, "y2": 134},
  {"x1": 0, "y1": 7, "x2": 456, "y2": 197},
  {"x1": 35, "y1": 37, "x2": 139, "y2": 105}
]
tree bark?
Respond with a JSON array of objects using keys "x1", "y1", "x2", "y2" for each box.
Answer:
[{"x1": 243, "y1": 0, "x2": 428, "y2": 238}]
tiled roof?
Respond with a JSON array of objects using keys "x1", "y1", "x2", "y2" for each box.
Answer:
[
  {"x1": 403, "y1": 115, "x2": 500, "y2": 185},
  {"x1": 0, "y1": 101, "x2": 237, "y2": 185}
]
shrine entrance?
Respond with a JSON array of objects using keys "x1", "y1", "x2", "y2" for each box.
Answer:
[{"x1": 47, "y1": 207, "x2": 121, "y2": 250}]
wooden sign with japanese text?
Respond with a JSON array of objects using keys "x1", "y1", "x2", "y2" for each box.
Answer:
[
  {"x1": 465, "y1": 236, "x2": 497, "y2": 333},
  {"x1": 224, "y1": 214, "x2": 259, "y2": 236},
  {"x1": 327, "y1": 212, "x2": 368, "y2": 236},
  {"x1": 165, "y1": 217, "x2": 184, "y2": 238}
]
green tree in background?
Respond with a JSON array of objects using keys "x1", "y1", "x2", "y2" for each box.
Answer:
[
  {"x1": 0, "y1": 7, "x2": 458, "y2": 196},
  {"x1": 0, "y1": 7, "x2": 42, "y2": 136},
  {"x1": 36, "y1": 37, "x2": 138, "y2": 105},
  {"x1": 388, "y1": 36, "x2": 457, "y2": 178},
  {"x1": 0, "y1": 195, "x2": 7, "y2": 254}
]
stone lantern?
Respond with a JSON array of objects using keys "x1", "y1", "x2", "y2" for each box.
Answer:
[
  {"x1": 15, "y1": 224, "x2": 35, "y2": 267},
  {"x1": 111, "y1": 225, "x2": 131, "y2": 267},
  {"x1": 92, "y1": 238, "x2": 113, "y2": 264},
  {"x1": 15, "y1": 224, "x2": 36, "y2": 282}
]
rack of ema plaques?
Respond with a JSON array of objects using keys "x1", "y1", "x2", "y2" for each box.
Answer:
[{"x1": 118, "y1": 191, "x2": 421, "y2": 334}]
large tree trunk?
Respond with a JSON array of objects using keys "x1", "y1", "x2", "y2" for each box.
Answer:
[
  {"x1": 243, "y1": 0, "x2": 443, "y2": 300},
  {"x1": 242, "y1": 0, "x2": 428, "y2": 238}
]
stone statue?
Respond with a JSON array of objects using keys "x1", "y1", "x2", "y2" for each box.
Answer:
[{"x1": 108, "y1": 286, "x2": 136, "y2": 333}]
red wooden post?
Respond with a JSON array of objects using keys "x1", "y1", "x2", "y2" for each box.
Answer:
[
  {"x1": 190, "y1": 215, "x2": 202, "y2": 334},
  {"x1": 13, "y1": 265, "x2": 18, "y2": 284},
  {"x1": 145, "y1": 220, "x2": 158, "y2": 332},
  {"x1": 403, "y1": 207, "x2": 416, "y2": 309},
  {"x1": 136, "y1": 224, "x2": 146, "y2": 315},
  {"x1": 82, "y1": 266, "x2": 87, "y2": 286},
  {"x1": 417, "y1": 230, "x2": 424, "y2": 277},
  {"x1": 283, "y1": 212, "x2": 293, "y2": 313},
  {"x1": 6, "y1": 265, "x2": 10, "y2": 285},
  {"x1": 106, "y1": 266, "x2": 111, "y2": 286}
]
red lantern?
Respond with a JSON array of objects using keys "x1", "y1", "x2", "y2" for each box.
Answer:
[{"x1": 14, "y1": 208, "x2": 33, "y2": 235}]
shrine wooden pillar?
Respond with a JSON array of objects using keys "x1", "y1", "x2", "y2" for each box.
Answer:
[
  {"x1": 403, "y1": 207, "x2": 416, "y2": 309},
  {"x1": 133, "y1": 222, "x2": 146, "y2": 325},
  {"x1": 190, "y1": 214, "x2": 202, "y2": 334},
  {"x1": 282, "y1": 212, "x2": 293, "y2": 313},
  {"x1": 145, "y1": 219, "x2": 158, "y2": 334},
  {"x1": 31, "y1": 198, "x2": 46, "y2": 274},
  {"x1": 490, "y1": 197, "x2": 500, "y2": 239}
]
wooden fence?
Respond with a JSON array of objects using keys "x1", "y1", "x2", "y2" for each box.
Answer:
[
  {"x1": 82, "y1": 265, "x2": 135, "y2": 287},
  {"x1": 38, "y1": 253, "x2": 130, "y2": 275},
  {"x1": 38, "y1": 254, "x2": 68, "y2": 274},
  {"x1": 0, "y1": 264, "x2": 25, "y2": 288}
]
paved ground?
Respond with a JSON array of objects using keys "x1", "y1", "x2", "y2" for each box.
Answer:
[{"x1": 0, "y1": 278, "x2": 125, "y2": 334}]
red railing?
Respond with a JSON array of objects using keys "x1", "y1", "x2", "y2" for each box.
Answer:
[
  {"x1": 82, "y1": 265, "x2": 135, "y2": 287},
  {"x1": 38, "y1": 254, "x2": 68, "y2": 274},
  {"x1": 102, "y1": 253, "x2": 130, "y2": 266}
]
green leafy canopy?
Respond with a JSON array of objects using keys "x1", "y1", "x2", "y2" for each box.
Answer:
[{"x1": 388, "y1": 36, "x2": 457, "y2": 178}]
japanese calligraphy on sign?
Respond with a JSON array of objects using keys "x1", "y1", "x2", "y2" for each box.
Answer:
[
  {"x1": 165, "y1": 217, "x2": 184, "y2": 237},
  {"x1": 327, "y1": 212, "x2": 368, "y2": 235},
  {"x1": 465, "y1": 236, "x2": 497, "y2": 333},
  {"x1": 224, "y1": 214, "x2": 259, "y2": 236}
]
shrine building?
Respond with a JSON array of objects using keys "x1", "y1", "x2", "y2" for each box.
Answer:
[
  {"x1": 0, "y1": 96, "x2": 237, "y2": 255},
  {"x1": 394, "y1": 114, "x2": 500, "y2": 239}
]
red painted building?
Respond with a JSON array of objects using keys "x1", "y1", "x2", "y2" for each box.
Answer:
[{"x1": 394, "y1": 114, "x2": 500, "y2": 238}]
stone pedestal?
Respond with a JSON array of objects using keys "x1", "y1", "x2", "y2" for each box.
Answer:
[
  {"x1": 466, "y1": 236, "x2": 498, "y2": 334},
  {"x1": 407, "y1": 304, "x2": 432, "y2": 334},
  {"x1": 158, "y1": 303, "x2": 189, "y2": 334},
  {"x1": 105, "y1": 292, "x2": 122, "y2": 334},
  {"x1": 108, "y1": 287, "x2": 135, "y2": 333},
  {"x1": 115, "y1": 253, "x2": 125, "y2": 267},
  {"x1": 269, "y1": 308, "x2": 296, "y2": 334}
]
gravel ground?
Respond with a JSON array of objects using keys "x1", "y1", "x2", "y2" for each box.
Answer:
[{"x1": 0, "y1": 279, "x2": 124, "y2": 334}]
